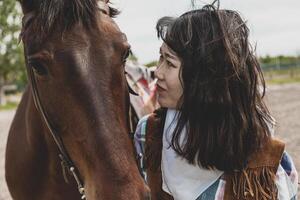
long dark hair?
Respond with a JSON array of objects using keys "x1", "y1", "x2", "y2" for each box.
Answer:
[{"x1": 156, "y1": 3, "x2": 274, "y2": 172}]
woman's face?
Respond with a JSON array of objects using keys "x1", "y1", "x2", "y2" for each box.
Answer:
[{"x1": 155, "y1": 43, "x2": 183, "y2": 109}]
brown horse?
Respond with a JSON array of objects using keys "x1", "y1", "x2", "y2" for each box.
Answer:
[{"x1": 5, "y1": 0, "x2": 149, "y2": 199}]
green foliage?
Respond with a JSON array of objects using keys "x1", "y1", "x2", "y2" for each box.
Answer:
[
  {"x1": 128, "y1": 50, "x2": 138, "y2": 62},
  {"x1": 0, "y1": 0, "x2": 26, "y2": 90},
  {"x1": 145, "y1": 60, "x2": 158, "y2": 68},
  {"x1": 0, "y1": 101, "x2": 18, "y2": 110},
  {"x1": 259, "y1": 55, "x2": 300, "y2": 64},
  {"x1": 259, "y1": 55, "x2": 300, "y2": 69},
  {"x1": 266, "y1": 77, "x2": 300, "y2": 85}
]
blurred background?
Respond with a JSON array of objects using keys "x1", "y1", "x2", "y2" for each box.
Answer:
[{"x1": 0, "y1": 0, "x2": 299, "y2": 199}]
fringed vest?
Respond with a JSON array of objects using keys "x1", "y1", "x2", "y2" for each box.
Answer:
[{"x1": 145, "y1": 108, "x2": 285, "y2": 200}]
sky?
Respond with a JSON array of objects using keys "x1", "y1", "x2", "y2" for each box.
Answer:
[{"x1": 113, "y1": 0, "x2": 300, "y2": 64}]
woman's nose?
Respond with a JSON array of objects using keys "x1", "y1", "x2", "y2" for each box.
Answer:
[{"x1": 154, "y1": 65, "x2": 163, "y2": 80}]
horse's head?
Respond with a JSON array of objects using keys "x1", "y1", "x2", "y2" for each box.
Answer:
[{"x1": 19, "y1": 0, "x2": 149, "y2": 199}]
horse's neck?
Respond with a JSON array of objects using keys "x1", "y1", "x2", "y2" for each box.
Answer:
[
  {"x1": 25, "y1": 86, "x2": 72, "y2": 180},
  {"x1": 15, "y1": 85, "x2": 61, "y2": 169},
  {"x1": 6, "y1": 86, "x2": 80, "y2": 199}
]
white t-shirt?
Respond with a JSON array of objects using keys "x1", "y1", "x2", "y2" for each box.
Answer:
[{"x1": 161, "y1": 109, "x2": 223, "y2": 200}]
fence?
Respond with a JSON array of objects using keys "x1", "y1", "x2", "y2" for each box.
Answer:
[{"x1": 261, "y1": 62, "x2": 300, "y2": 83}]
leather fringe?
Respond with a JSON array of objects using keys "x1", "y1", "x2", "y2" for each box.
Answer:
[{"x1": 228, "y1": 167, "x2": 278, "y2": 200}]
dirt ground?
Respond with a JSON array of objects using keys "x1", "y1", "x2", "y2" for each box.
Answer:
[
  {"x1": 0, "y1": 110, "x2": 15, "y2": 200},
  {"x1": 0, "y1": 83, "x2": 299, "y2": 199},
  {"x1": 265, "y1": 84, "x2": 300, "y2": 171}
]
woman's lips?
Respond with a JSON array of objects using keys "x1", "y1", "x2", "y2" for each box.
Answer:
[{"x1": 156, "y1": 84, "x2": 167, "y2": 92}]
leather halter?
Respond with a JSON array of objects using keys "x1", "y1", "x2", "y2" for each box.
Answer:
[
  {"x1": 21, "y1": 1, "x2": 118, "y2": 200},
  {"x1": 27, "y1": 59, "x2": 138, "y2": 200},
  {"x1": 27, "y1": 65, "x2": 86, "y2": 199}
]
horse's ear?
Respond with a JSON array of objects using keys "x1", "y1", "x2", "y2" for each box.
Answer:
[{"x1": 18, "y1": 0, "x2": 38, "y2": 14}]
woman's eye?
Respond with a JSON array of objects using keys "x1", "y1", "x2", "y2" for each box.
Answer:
[
  {"x1": 166, "y1": 60, "x2": 175, "y2": 68},
  {"x1": 29, "y1": 61, "x2": 48, "y2": 76}
]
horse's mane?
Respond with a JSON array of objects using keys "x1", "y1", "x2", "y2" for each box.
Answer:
[{"x1": 23, "y1": 0, "x2": 119, "y2": 42}]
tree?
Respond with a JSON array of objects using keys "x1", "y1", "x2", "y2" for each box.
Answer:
[
  {"x1": 128, "y1": 50, "x2": 138, "y2": 63},
  {"x1": 0, "y1": 0, "x2": 26, "y2": 105},
  {"x1": 145, "y1": 60, "x2": 158, "y2": 68}
]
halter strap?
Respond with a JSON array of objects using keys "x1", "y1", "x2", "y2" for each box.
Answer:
[
  {"x1": 27, "y1": 63, "x2": 86, "y2": 199},
  {"x1": 22, "y1": 9, "x2": 87, "y2": 200}
]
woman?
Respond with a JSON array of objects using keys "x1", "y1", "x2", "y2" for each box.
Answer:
[{"x1": 134, "y1": 2, "x2": 298, "y2": 200}]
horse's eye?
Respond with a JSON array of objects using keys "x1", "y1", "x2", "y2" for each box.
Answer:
[
  {"x1": 122, "y1": 49, "x2": 131, "y2": 63},
  {"x1": 29, "y1": 61, "x2": 48, "y2": 76}
]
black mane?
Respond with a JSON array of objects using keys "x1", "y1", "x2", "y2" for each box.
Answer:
[{"x1": 22, "y1": 0, "x2": 119, "y2": 41}]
